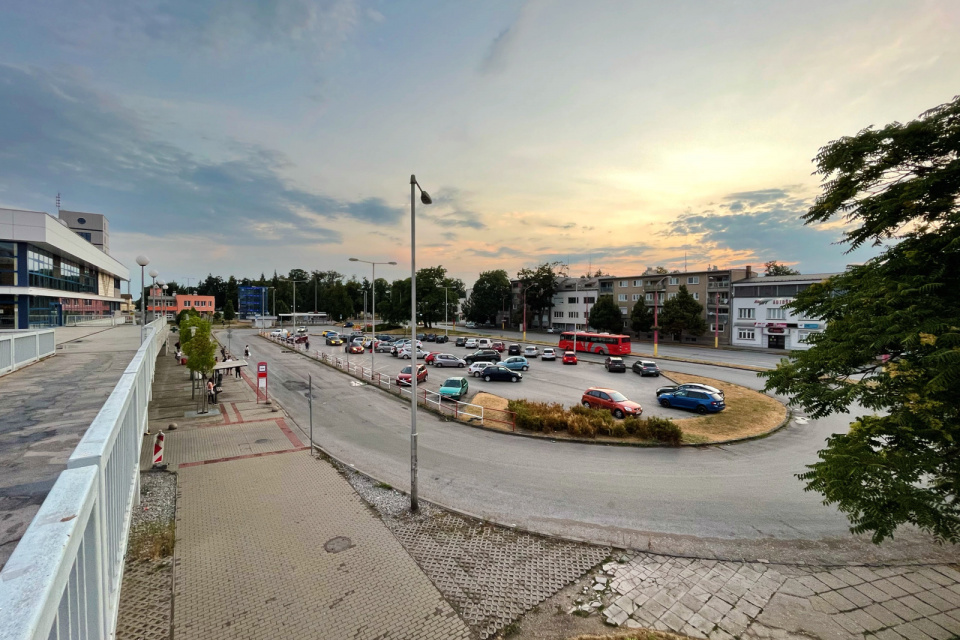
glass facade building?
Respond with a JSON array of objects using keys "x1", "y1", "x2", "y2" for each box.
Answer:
[{"x1": 238, "y1": 286, "x2": 268, "y2": 319}]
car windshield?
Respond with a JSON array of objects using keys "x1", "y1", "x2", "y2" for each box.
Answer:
[
  {"x1": 610, "y1": 358, "x2": 622, "y2": 363},
  {"x1": 443, "y1": 379, "x2": 460, "y2": 387},
  {"x1": 609, "y1": 391, "x2": 628, "y2": 402},
  {"x1": 401, "y1": 366, "x2": 412, "y2": 374}
]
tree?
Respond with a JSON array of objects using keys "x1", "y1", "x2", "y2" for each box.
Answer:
[
  {"x1": 654, "y1": 266, "x2": 669, "y2": 275},
  {"x1": 630, "y1": 299, "x2": 654, "y2": 334},
  {"x1": 223, "y1": 299, "x2": 236, "y2": 321},
  {"x1": 761, "y1": 96, "x2": 960, "y2": 543},
  {"x1": 517, "y1": 262, "x2": 565, "y2": 329},
  {"x1": 466, "y1": 270, "x2": 512, "y2": 325},
  {"x1": 180, "y1": 315, "x2": 216, "y2": 384},
  {"x1": 175, "y1": 307, "x2": 199, "y2": 327},
  {"x1": 764, "y1": 260, "x2": 800, "y2": 276},
  {"x1": 658, "y1": 285, "x2": 706, "y2": 339},
  {"x1": 588, "y1": 295, "x2": 624, "y2": 333}
]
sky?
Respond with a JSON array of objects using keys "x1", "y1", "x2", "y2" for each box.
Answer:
[{"x1": 0, "y1": 0, "x2": 957, "y2": 292}]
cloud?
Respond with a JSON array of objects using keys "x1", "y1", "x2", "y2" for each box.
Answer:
[
  {"x1": 465, "y1": 246, "x2": 524, "y2": 258},
  {"x1": 420, "y1": 187, "x2": 488, "y2": 229},
  {"x1": 0, "y1": 64, "x2": 401, "y2": 243},
  {"x1": 479, "y1": 24, "x2": 519, "y2": 75}
]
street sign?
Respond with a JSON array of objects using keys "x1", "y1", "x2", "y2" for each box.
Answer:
[{"x1": 257, "y1": 361, "x2": 268, "y2": 403}]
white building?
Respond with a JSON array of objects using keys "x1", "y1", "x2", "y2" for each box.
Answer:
[
  {"x1": 730, "y1": 273, "x2": 839, "y2": 350},
  {"x1": 549, "y1": 277, "x2": 600, "y2": 331}
]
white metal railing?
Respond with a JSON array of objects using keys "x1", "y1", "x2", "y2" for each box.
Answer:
[
  {"x1": 63, "y1": 316, "x2": 122, "y2": 328},
  {"x1": 0, "y1": 329, "x2": 57, "y2": 377},
  {"x1": 0, "y1": 318, "x2": 168, "y2": 640}
]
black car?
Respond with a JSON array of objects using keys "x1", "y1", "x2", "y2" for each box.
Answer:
[
  {"x1": 455, "y1": 336, "x2": 466, "y2": 347},
  {"x1": 632, "y1": 360, "x2": 661, "y2": 377},
  {"x1": 656, "y1": 383, "x2": 724, "y2": 399},
  {"x1": 507, "y1": 343, "x2": 522, "y2": 355},
  {"x1": 435, "y1": 335, "x2": 449, "y2": 344},
  {"x1": 480, "y1": 364, "x2": 522, "y2": 383},
  {"x1": 464, "y1": 349, "x2": 501, "y2": 365},
  {"x1": 417, "y1": 333, "x2": 426, "y2": 340},
  {"x1": 605, "y1": 357, "x2": 627, "y2": 373},
  {"x1": 424, "y1": 333, "x2": 437, "y2": 342},
  {"x1": 376, "y1": 334, "x2": 396, "y2": 342}
]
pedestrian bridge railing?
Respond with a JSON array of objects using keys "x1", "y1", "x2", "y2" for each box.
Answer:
[
  {"x1": 0, "y1": 318, "x2": 168, "y2": 640},
  {"x1": 0, "y1": 329, "x2": 56, "y2": 377}
]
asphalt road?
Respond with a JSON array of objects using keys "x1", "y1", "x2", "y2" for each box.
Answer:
[{"x1": 223, "y1": 327, "x2": 953, "y2": 565}]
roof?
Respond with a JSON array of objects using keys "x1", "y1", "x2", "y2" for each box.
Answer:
[{"x1": 733, "y1": 273, "x2": 841, "y2": 285}]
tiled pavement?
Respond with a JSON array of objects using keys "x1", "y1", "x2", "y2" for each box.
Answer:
[{"x1": 592, "y1": 553, "x2": 960, "y2": 639}]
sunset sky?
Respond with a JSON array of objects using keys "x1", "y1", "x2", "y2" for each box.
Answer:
[{"x1": 1, "y1": 1, "x2": 957, "y2": 290}]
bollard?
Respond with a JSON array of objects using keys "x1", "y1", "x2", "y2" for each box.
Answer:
[{"x1": 152, "y1": 431, "x2": 165, "y2": 466}]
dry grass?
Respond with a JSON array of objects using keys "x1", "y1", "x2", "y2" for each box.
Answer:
[
  {"x1": 663, "y1": 371, "x2": 786, "y2": 443},
  {"x1": 127, "y1": 520, "x2": 176, "y2": 562},
  {"x1": 467, "y1": 392, "x2": 514, "y2": 431}
]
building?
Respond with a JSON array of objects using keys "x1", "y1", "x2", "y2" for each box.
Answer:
[
  {"x1": 730, "y1": 273, "x2": 839, "y2": 350},
  {"x1": 598, "y1": 266, "x2": 753, "y2": 345},
  {"x1": 238, "y1": 286, "x2": 269, "y2": 319},
  {"x1": 146, "y1": 289, "x2": 216, "y2": 319},
  {"x1": 549, "y1": 277, "x2": 600, "y2": 331},
  {"x1": 0, "y1": 208, "x2": 128, "y2": 329},
  {"x1": 57, "y1": 210, "x2": 110, "y2": 253}
]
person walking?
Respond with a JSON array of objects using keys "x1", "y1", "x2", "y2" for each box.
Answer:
[
  {"x1": 220, "y1": 346, "x2": 227, "y2": 360},
  {"x1": 244, "y1": 345, "x2": 250, "y2": 358}
]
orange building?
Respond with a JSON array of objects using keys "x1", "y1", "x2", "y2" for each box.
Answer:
[{"x1": 146, "y1": 287, "x2": 216, "y2": 319}]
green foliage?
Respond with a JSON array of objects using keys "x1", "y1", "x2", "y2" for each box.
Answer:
[
  {"x1": 763, "y1": 260, "x2": 800, "y2": 276},
  {"x1": 213, "y1": 311, "x2": 222, "y2": 322},
  {"x1": 465, "y1": 270, "x2": 512, "y2": 325},
  {"x1": 517, "y1": 262, "x2": 567, "y2": 328},
  {"x1": 180, "y1": 315, "x2": 216, "y2": 378},
  {"x1": 630, "y1": 299, "x2": 654, "y2": 334},
  {"x1": 175, "y1": 308, "x2": 199, "y2": 327},
  {"x1": 659, "y1": 285, "x2": 706, "y2": 338},
  {"x1": 761, "y1": 96, "x2": 960, "y2": 543},
  {"x1": 223, "y1": 299, "x2": 236, "y2": 321},
  {"x1": 508, "y1": 400, "x2": 681, "y2": 443},
  {"x1": 588, "y1": 295, "x2": 624, "y2": 334}
]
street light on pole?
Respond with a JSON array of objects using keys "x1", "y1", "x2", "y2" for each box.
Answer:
[
  {"x1": 148, "y1": 269, "x2": 159, "y2": 323},
  {"x1": 440, "y1": 286, "x2": 456, "y2": 338},
  {"x1": 651, "y1": 275, "x2": 669, "y2": 357},
  {"x1": 349, "y1": 258, "x2": 397, "y2": 377},
  {"x1": 136, "y1": 255, "x2": 149, "y2": 342},
  {"x1": 159, "y1": 281, "x2": 167, "y2": 322},
  {"x1": 409, "y1": 174, "x2": 432, "y2": 512}
]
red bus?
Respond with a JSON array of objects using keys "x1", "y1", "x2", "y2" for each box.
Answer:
[{"x1": 558, "y1": 332, "x2": 632, "y2": 356}]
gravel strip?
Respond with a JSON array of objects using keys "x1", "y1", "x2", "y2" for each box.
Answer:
[{"x1": 130, "y1": 470, "x2": 177, "y2": 529}]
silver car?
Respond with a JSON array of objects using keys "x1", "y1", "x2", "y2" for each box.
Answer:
[
  {"x1": 523, "y1": 345, "x2": 539, "y2": 358},
  {"x1": 432, "y1": 353, "x2": 466, "y2": 368}
]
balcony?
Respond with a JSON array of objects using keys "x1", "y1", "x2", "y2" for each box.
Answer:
[{"x1": 707, "y1": 281, "x2": 730, "y2": 291}]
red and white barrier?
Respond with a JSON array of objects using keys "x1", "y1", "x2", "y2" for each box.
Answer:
[{"x1": 153, "y1": 431, "x2": 165, "y2": 465}]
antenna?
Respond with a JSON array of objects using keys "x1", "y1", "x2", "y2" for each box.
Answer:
[{"x1": 56, "y1": 193, "x2": 61, "y2": 212}]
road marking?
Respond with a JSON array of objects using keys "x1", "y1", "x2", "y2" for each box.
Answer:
[
  {"x1": 794, "y1": 417, "x2": 809, "y2": 425},
  {"x1": 350, "y1": 381, "x2": 366, "y2": 387}
]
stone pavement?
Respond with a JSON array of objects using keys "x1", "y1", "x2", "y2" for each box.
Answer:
[
  {"x1": 0, "y1": 323, "x2": 143, "y2": 569},
  {"x1": 585, "y1": 552, "x2": 960, "y2": 639},
  {"x1": 154, "y1": 346, "x2": 471, "y2": 640}
]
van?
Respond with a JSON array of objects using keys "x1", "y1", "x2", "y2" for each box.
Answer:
[{"x1": 477, "y1": 338, "x2": 492, "y2": 349}]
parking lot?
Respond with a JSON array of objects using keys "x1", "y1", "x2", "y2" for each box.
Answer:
[{"x1": 305, "y1": 326, "x2": 682, "y2": 419}]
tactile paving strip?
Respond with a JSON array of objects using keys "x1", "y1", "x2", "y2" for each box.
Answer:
[{"x1": 386, "y1": 511, "x2": 609, "y2": 639}]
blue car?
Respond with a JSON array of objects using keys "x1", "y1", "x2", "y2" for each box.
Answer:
[
  {"x1": 497, "y1": 356, "x2": 529, "y2": 371},
  {"x1": 658, "y1": 389, "x2": 725, "y2": 414}
]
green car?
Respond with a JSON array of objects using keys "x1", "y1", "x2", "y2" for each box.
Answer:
[{"x1": 438, "y1": 377, "x2": 469, "y2": 401}]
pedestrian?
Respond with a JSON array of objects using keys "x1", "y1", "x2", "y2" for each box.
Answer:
[
  {"x1": 221, "y1": 346, "x2": 227, "y2": 360},
  {"x1": 207, "y1": 378, "x2": 216, "y2": 404},
  {"x1": 244, "y1": 345, "x2": 250, "y2": 358},
  {"x1": 305, "y1": 339, "x2": 310, "y2": 351},
  {"x1": 235, "y1": 362, "x2": 242, "y2": 378}
]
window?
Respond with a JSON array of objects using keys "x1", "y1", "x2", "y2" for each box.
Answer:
[
  {"x1": 554, "y1": 311, "x2": 563, "y2": 318},
  {"x1": 619, "y1": 307, "x2": 628, "y2": 315},
  {"x1": 667, "y1": 293, "x2": 677, "y2": 300},
  {"x1": 687, "y1": 276, "x2": 699, "y2": 285},
  {"x1": 0, "y1": 242, "x2": 16, "y2": 286},
  {"x1": 669, "y1": 277, "x2": 679, "y2": 285},
  {"x1": 645, "y1": 293, "x2": 653, "y2": 302},
  {"x1": 738, "y1": 329, "x2": 755, "y2": 341},
  {"x1": 631, "y1": 294, "x2": 640, "y2": 301},
  {"x1": 583, "y1": 296, "x2": 595, "y2": 304},
  {"x1": 618, "y1": 281, "x2": 627, "y2": 287},
  {"x1": 710, "y1": 323, "x2": 724, "y2": 332},
  {"x1": 738, "y1": 308, "x2": 755, "y2": 319},
  {"x1": 568, "y1": 296, "x2": 578, "y2": 304},
  {"x1": 618, "y1": 294, "x2": 627, "y2": 302},
  {"x1": 75, "y1": 231, "x2": 92, "y2": 242},
  {"x1": 633, "y1": 280, "x2": 641, "y2": 287},
  {"x1": 692, "y1": 293, "x2": 699, "y2": 300},
  {"x1": 568, "y1": 311, "x2": 580, "y2": 318},
  {"x1": 799, "y1": 330, "x2": 822, "y2": 343},
  {"x1": 767, "y1": 307, "x2": 786, "y2": 320}
]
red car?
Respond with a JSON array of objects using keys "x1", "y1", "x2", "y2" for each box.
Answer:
[
  {"x1": 345, "y1": 344, "x2": 364, "y2": 354},
  {"x1": 581, "y1": 387, "x2": 642, "y2": 419},
  {"x1": 492, "y1": 341, "x2": 505, "y2": 352},
  {"x1": 397, "y1": 364, "x2": 428, "y2": 386},
  {"x1": 562, "y1": 350, "x2": 578, "y2": 365},
  {"x1": 424, "y1": 351, "x2": 443, "y2": 364}
]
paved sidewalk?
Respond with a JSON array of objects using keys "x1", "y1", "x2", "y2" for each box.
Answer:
[
  {"x1": 0, "y1": 323, "x2": 143, "y2": 569},
  {"x1": 156, "y1": 350, "x2": 470, "y2": 640}
]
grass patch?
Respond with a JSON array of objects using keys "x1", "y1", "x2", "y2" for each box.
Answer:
[
  {"x1": 466, "y1": 392, "x2": 511, "y2": 430},
  {"x1": 507, "y1": 399, "x2": 682, "y2": 445},
  {"x1": 127, "y1": 520, "x2": 175, "y2": 562},
  {"x1": 663, "y1": 371, "x2": 787, "y2": 443},
  {"x1": 374, "y1": 481, "x2": 393, "y2": 490}
]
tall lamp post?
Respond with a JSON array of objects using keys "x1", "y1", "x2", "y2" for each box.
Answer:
[
  {"x1": 349, "y1": 258, "x2": 397, "y2": 376},
  {"x1": 280, "y1": 278, "x2": 308, "y2": 328},
  {"x1": 148, "y1": 269, "x2": 159, "y2": 323},
  {"x1": 409, "y1": 174, "x2": 432, "y2": 512},
  {"x1": 136, "y1": 255, "x2": 150, "y2": 343},
  {"x1": 158, "y1": 281, "x2": 167, "y2": 322},
  {"x1": 651, "y1": 275, "x2": 669, "y2": 357},
  {"x1": 440, "y1": 285, "x2": 456, "y2": 339}
]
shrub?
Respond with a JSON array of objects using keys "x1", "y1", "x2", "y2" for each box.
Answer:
[
  {"x1": 567, "y1": 414, "x2": 596, "y2": 438},
  {"x1": 646, "y1": 416, "x2": 682, "y2": 445},
  {"x1": 610, "y1": 422, "x2": 627, "y2": 438}
]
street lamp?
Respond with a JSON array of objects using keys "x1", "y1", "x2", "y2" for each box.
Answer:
[
  {"x1": 136, "y1": 255, "x2": 149, "y2": 343},
  {"x1": 279, "y1": 278, "x2": 308, "y2": 328},
  {"x1": 440, "y1": 285, "x2": 456, "y2": 339},
  {"x1": 651, "y1": 275, "x2": 669, "y2": 357},
  {"x1": 158, "y1": 281, "x2": 167, "y2": 323},
  {"x1": 409, "y1": 174, "x2": 432, "y2": 512},
  {"x1": 148, "y1": 269, "x2": 159, "y2": 323},
  {"x1": 349, "y1": 258, "x2": 397, "y2": 376}
]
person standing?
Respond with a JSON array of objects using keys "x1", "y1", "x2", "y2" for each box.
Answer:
[{"x1": 244, "y1": 345, "x2": 250, "y2": 358}]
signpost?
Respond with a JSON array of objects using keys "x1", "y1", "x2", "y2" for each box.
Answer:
[{"x1": 257, "y1": 361, "x2": 268, "y2": 403}]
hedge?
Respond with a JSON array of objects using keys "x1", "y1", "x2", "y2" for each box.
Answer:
[{"x1": 507, "y1": 399, "x2": 682, "y2": 445}]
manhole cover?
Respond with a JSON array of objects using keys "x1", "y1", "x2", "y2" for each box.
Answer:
[
  {"x1": 254, "y1": 438, "x2": 270, "y2": 444},
  {"x1": 324, "y1": 536, "x2": 354, "y2": 554},
  {"x1": 283, "y1": 381, "x2": 308, "y2": 391}
]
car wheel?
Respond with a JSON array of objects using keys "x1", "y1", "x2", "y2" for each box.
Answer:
[
  {"x1": 582, "y1": 401, "x2": 590, "y2": 408},
  {"x1": 484, "y1": 375, "x2": 491, "y2": 382},
  {"x1": 459, "y1": 363, "x2": 464, "y2": 368},
  {"x1": 474, "y1": 372, "x2": 481, "y2": 378},
  {"x1": 660, "y1": 399, "x2": 671, "y2": 408},
  {"x1": 522, "y1": 365, "x2": 529, "y2": 371},
  {"x1": 511, "y1": 376, "x2": 518, "y2": 383},
  {"x1": 696, "y1": 405, "x2": 707, "y2": 414},
  {"x1": 614, "y1": 409, "x2": 624, "y2": 419}
]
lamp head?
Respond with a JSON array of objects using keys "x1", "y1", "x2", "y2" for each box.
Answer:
[
  {"x1": 136, "y1": 255, "x2": 150, "y2": 267},
  {"x1": 149, "y1": 269, "x2": 159, "y2": 278},
  {"x1": 156, "y1": 278, "x2": 165, "y2": 286},
  {"x1": 388, "y1": 261, "x2": 398, "y2": 265},
  {"x1": 420, "y1": 191, "x2": 432, "y2": 205},
  {"x1": 349, "y1": 258, "x2": 359, "y2": 262}
]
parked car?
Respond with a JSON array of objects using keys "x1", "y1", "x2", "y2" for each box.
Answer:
[
  {"x1": 656, "y1": 383, "x2": 724, "y2": 399},
  {"x1": 491, "y1": 341, "x2": 505, "y2": 352},
  {"x1": 523, "y1": 345, "x2": 539, "y2": 358},
  {"x1": 424, "y1": 351, "x2": 443, "y2": 364},
  {"x1": 343, "y1": 322, "x2": 354, "y2": 328},
  {"x1": 345, "y1": 344, "x2": 364, "y2": 354},
  {"x1": 436, "y1": 335, "x2": 449, "y2": 344},
  {"x1": 464, "y1": 338, "x2": 479, "y2": 349},
  {"x1": 541, "y1": 348, "x2": 557, "y2": 361},
  {"x1": 375, "y1": 341, "x2": 394, "y2": 353},
  {"x1": 455, "y1": 336, "x2": 467, "y2": 347},
  {"x1": 498, "y1": 356, "x2": 529, "y2": 371},
  {"x1": 477, "y1": 338, "x2": 493, "y2": 349},
  {"x1": 376, "y1": 334, "x2": 396, "y2": 342},
  {"x1": 658, "y1": 389, "x2": 725, "y2": 414},
  {"x1": 465, "y1": 321, "x2": 476, "y2": 328},
  {"x1": 424, "y1": 333, "x2": 437, "y2": 342},
  {"x1": 294, "y1": 334, "x2": 309, "y2": 344},
  {"x1": 270, "y1": 329, "x2": 285, "y2": 337},
  {"x1": 464, "y1": 349, "x2": 501, "y2": 365},
  {"x1": 632, "y1": 360, "x2": 661, "y2": 377},
  {"x1": 323, "y1": 330, "x2": 339, "y2": 338},
  {"x1": 432, "y1": 353, "x2": 466, "y2": 368},
  {"x1": 546, "y1": 327, "x2": 560, "y2": 334},
  {"x1": 604, "y1": 356, "x2": 626, "y2": 373},
  {"x1": 562, "y1": 350, "x2": 578, "y2": 365},
  {"x1": 467, "y1": 362, "x2": 489, "y2": 377},
  {"x1": 325, "y1": 336, "x2": 343, "y2": 346},
  {"x1": 507, "y1": 343, "x2": 522, "y2": 355},
  {"x1": 581, "y1": 387, "x2": 643, "y2": 419},
  {"x1": 480, "y1": 364, "x2": 522, "y2": 383},
  {"x1": 399, "y1": 347, "x2": 429, "y2": 360},
  {"x1": 296, "y1": 326, "x2": 308, "y2": 334},
  {"x1": 417, "y1": 333, "x2": 426, "y2": 341},
  {"x1": 439, "y1": 376, "x2": 469, "y2": 400},
  {"x1": 397, "y1": 364, "x2": 428, "y2": 386}
]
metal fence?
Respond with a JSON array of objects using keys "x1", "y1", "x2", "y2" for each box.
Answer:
[
  {"x1": 0, "y1": 318, "x2": 168, "y2": 640},
  {"x1": 0, "y1": 329, "x2": 57, "y2": 377},
  {"x1": 63, "y1": 315, "x2": 123, "y2": 328}
]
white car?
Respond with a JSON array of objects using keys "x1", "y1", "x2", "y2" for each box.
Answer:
[
  {"x1": 432, "y1": 354, "x2": 466, "y2": 368},
  {"x1": 467, "y1": 362, "x2": 489, "y2": 378},
  {"x1": 477, "y1": 338, "x2": 492, "y2": 349},
  {"x1": 523, "y1": 345, "x2": 539, "y2": 358},
  {"x1": 541, "y1": 348, "x2": 557, "y2": 361},
  {"x1": 464, "y1": 338, "x2": 478, "y2": 349},
  {"x1": 399, "y1": 347, "x2": 429, "y2": 360},
  {"x1": 465, "y1": 322, "x2": 476, "y2": 328},
  {"x1": 270, "y1": 329, "x2": 285, "y2": 337}
]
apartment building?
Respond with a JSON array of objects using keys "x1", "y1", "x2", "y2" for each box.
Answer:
[
  {"x1": 730, "y1": 273, "x2": 838, "y2": 350},
  {"x1": 146, "y1": 288, "x2": 216, "y2": 320},
  {"x1": 549, "y1": 277, "x2": 600, "y2": 331}
]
